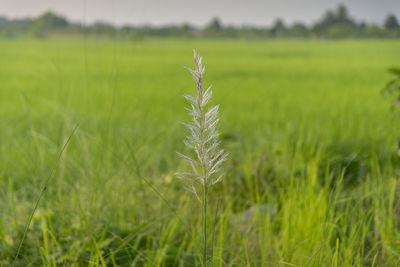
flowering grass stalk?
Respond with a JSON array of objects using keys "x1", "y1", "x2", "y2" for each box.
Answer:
[{"x1": 176, "y1": 51, "x2": 228, "y2": 266}]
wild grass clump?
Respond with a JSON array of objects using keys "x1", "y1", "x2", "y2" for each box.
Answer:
[{"x1": 176, "y1": 51, "x2": 228, "y2": 266}]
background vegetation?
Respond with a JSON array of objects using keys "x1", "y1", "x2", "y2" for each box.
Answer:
[
  {"x1": 0, "y1": 38, "x2": 400, "y2": 266},
  {"x1": 0, "y1": 4, "x2": 399, "y2": 39}
]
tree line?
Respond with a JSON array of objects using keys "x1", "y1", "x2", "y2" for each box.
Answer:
[{"x1": 0, "y1": 4, "x2": 399, "y2": 39}]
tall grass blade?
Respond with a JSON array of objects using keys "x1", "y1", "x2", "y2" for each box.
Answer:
[{"x1": 12, "y1": 124, "x2": 79, "y2": 266}]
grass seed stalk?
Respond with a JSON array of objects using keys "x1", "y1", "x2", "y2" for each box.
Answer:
[{"x1": 176, "y1": 51, "x2": 228, "y2": 266}]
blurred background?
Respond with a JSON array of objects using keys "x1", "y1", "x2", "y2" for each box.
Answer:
[{"x1": 0, "y1": 0, "x2": 400, "y2": 38}]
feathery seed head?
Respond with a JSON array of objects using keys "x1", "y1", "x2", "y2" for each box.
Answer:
[{"x1": 176, "y1": 50, "x2": 227, "y2": 200}]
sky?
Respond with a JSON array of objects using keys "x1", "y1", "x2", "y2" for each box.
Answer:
[{"x1": 0, "y1": 0, "x2": 399, "y2": 27}]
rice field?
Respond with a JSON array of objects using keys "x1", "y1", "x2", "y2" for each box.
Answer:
[{"x1": 1, "y1": 38, "x2": 400, "y2": 266}]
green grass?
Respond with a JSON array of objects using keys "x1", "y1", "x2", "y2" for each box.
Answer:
[{"x1": 1, "y1": 38, "x2": 400, "y2": 266}]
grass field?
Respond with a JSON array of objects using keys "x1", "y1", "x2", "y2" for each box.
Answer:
[{"x1": 1, "y1": 38, "x2": 400, "y2": 266}]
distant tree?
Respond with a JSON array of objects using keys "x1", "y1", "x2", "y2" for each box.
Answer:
[
  {"x1": 1, "y1": 27, "x2": 16, "y2": 38},
  {"x1": 289, "y1": 22, "x2": 309, "y2": 37},
  {"x1": 270, "y1": 18, "x2": 286, "y2": 37},
  {"x1": 89, "y1": 22, "x2": 116, "y2": 36},
  {"x1": 337, "y1": 4, "x2": 349, "y2": 21},
  {"x1": 30, "y1": 11, "x2": 68, "y2": 37},
  {"x1": 204, "y1": 17, "x2": 223, "y2": 36},
  {"x1": 181, "y1": 23, "x2": 192, "y2": 32},
  {"x1": 120, "y1": 25, "x2": 133, "y2": 35},
  {"x1": 205, "y1": 18, "x2": 222, "y2": 32},
  {"x1": 325, "y1": 24, "x2": 356, "y2": 38},
  {"x1": 384, "y1": 14, "x2": 399, "y2": 30},
  {"x1": 36, "y1": 11, "x2": 67, "y2": 28},
  {"x1": 237, "y1": 26, "x2": 264, "y2": 39},
  {"x1": 0, "y1": 16, "x2": 8, "y2": 27},
  {"x1": 363, "y1": 24, "x2": 385, "y2": 38},
  {"x1": 312, "y1": 4, "x2": 358, "y2": 38},
  {"x1": 181, "y1": 23, "x2": 194, "y2": 36},
  {"x1": 324, "y1": 11, "x2": 336, "y2": 24}
]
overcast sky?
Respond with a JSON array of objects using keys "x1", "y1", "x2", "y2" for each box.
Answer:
[{"x1": 0, "y1": 0, "x2": 399, "y2": 26}]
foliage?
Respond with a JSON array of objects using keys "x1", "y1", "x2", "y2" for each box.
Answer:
[
  {"x1": 384, "y1": 14, "x2": 400, "y2": 30},
  {"x1": 382, "y1": 68, "x2": 400, "y2": 107},
  {"x1": 0, "y1": 5, "x2": 400, "y2": 39},
  {"x1": 1, "y1": 39, "x2": 400, "y2": 266}
]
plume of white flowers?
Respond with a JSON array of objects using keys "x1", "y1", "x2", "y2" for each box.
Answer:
[{"x1": 176, "y1": 50, "x2": 228, "y2": 202}]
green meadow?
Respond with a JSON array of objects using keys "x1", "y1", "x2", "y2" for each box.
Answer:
[{"x1": 1, "y1": 38, "x2": 400, "y2": 266}]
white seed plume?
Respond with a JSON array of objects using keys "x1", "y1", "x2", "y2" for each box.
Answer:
[{"x1": 176, "y1": 51, "x2": 228, "y2": 201}]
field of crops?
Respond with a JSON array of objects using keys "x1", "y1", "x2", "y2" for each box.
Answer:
[{"x1": 1, "y1": 38, "x2": 400, "y2": 266}]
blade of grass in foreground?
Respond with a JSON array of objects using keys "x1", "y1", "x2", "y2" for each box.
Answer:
[
  {"x1": 124, "y1": 138, "x2": 191, "y2": 232},
  {"x1": 12, "y1": 124, "x2": 79, "y2": 266}
]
